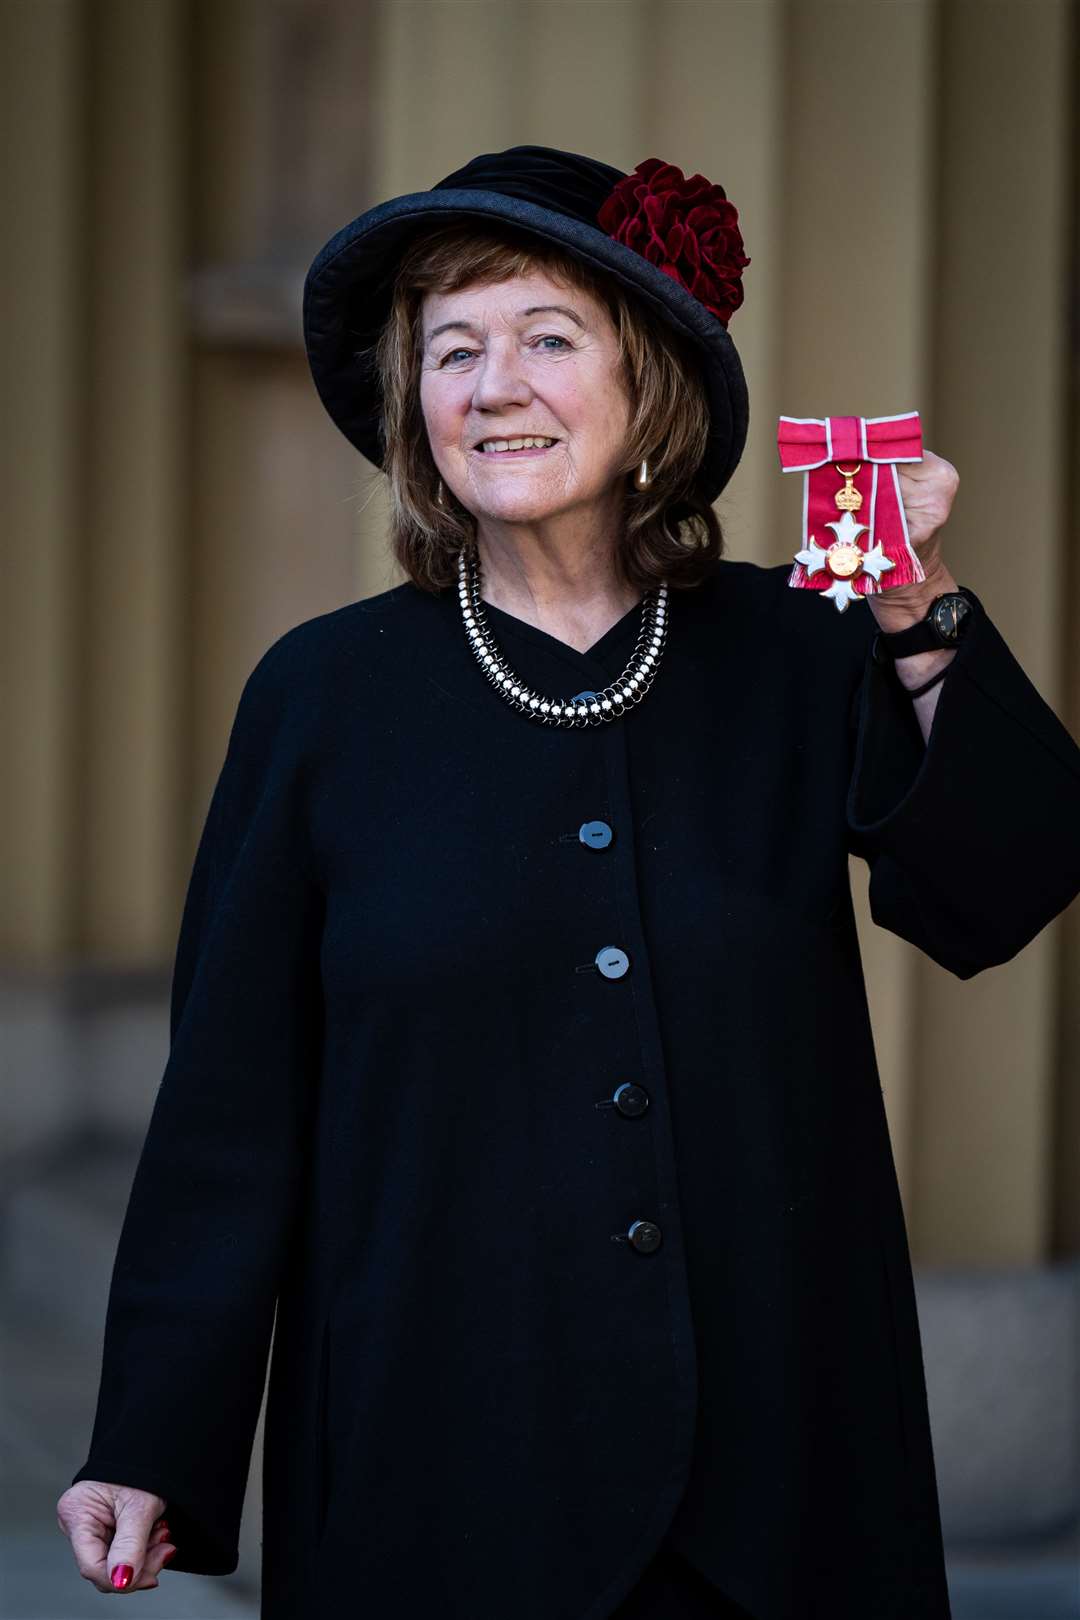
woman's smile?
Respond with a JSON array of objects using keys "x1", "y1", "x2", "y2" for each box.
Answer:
[{"x1": 471, "y1": 435, "x2": 562, "y2": 460}]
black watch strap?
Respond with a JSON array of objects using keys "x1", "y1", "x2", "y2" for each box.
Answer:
[{"x1": 871, "y1": 589, "x2": 974, "y2": 664}]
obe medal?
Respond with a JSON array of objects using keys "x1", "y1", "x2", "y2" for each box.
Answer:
[
  {"x1": 792, "y1": 464, "x2": 895, "y2": 612},
  {"x1": 777, "y1": 412, "x2": 927, "y2": 614}
]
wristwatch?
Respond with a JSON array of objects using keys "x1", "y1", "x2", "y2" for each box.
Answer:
[{"x1": 870, "y1": 589, "x2": 974, "y2": 666}]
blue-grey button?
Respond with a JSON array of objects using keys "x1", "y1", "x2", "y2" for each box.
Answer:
[
  {"x1": 579, "y1": 820, "x2": 613, "y2": 850},
  {"x1": 595, "y1": 946, "x2": 630, "y2": 979},
  {"x1": 627, "y1": 1219, "x2": 662, "y2": 1254},
  {"x1": 613, "y1": 1082, "x2": 649, "y2": 1118}
]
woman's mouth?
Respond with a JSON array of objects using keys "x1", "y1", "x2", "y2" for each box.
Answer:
[{"x1": 473, "y1": 436, "x2": 559, "y2": 457}]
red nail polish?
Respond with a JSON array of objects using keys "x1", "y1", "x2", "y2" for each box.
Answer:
[
  {"x1": 162, "y1": 1547, "x2": 177, "y2": 1566},
  {"x1": 111, "y1": 1564, "x2": 134, "y2": 1590}
]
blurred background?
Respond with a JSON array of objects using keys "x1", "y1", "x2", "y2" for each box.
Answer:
[{"x1": 2, "y1": 0, "x2": 1079, "y2": 1614}]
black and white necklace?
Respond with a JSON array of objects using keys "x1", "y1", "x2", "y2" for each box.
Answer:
[{"x1": 457, "y1": 542, "x2": 669, "y2": 727}]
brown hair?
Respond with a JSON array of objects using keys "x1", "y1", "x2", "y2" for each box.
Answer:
[{"x1": 372, "y1": 222, "x2": 725, "y2": 594}]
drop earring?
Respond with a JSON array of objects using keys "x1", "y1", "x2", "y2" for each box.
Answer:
[
  {"x1": 634, "y1": 458, "x2": 651, "y2": 490},
  {"x1": 436, "y1": 478, "x2": 446, "y2": 508}
]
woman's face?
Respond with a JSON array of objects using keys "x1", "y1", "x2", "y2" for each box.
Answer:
[{"x1": 418, "y1": 268, "x2": 633, "y2": 528}]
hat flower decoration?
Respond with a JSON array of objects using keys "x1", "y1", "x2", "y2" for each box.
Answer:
[{"x1": 597, "y1": 158, "x2": 751, "y2": 326}]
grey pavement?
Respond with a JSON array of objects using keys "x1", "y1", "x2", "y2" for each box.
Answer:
[{"x1": 1, "y1": 1297, "x2": 258, "y2": 1619}]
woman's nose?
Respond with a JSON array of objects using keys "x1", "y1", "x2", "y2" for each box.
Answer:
[{"x1": 470, "y1": 344, "x2": 532, "y2": 411}]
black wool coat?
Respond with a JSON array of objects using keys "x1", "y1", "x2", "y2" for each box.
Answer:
[{"x1": 71, "y1": 557, "x2": 1080, "y2": 1619}]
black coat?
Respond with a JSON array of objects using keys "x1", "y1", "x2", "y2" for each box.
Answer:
[{"x1": 71, "y1": 557, "x2": 1080, "y2": 1619}]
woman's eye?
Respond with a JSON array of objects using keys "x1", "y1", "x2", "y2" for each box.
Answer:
[{"x1": 438, "y1": 336, "x2": 569, "y2": 365}]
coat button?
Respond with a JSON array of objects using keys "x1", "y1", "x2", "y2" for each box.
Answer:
[
  {"x1": 613, "y1": 1083, "x2": 649, "y2": 1117},
  {"x1": 579, "y1": 819, "x2": 613, "y2": 850},
  {"x1": 627, "y1": 1219, "x2": 662, "y2": 1254},
  {"x1": 595, "y1": 946, "x2": 630, "y2": 979}
]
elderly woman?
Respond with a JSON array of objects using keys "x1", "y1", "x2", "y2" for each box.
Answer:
[{"x1": 59, "y1": 146, "x2": 1080, "y2": 1618}]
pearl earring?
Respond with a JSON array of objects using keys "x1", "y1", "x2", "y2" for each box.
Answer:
[{"x1": 635, "y1": 458, "x2": 651, "y2": 490}]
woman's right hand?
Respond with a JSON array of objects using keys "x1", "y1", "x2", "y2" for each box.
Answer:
[{"x1": 56, "y1": 1480, "x2": 176, "y2": 1592}]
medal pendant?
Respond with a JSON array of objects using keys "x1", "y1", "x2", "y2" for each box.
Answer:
[{"x1": 791, "y1": 463, "x2": 896, "y2": 610}]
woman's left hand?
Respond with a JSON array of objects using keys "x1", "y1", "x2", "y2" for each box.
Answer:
[{"x1": 867, "y1": 447, "x2": 961, "y2": 625}]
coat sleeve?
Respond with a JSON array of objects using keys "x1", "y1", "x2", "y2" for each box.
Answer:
[
  {"x1": 845, "y1": 584, "x2": 1080, "y2": 980},
  {"x1": 69, "y1": 633, "x2": 325, "y2": 1574}
]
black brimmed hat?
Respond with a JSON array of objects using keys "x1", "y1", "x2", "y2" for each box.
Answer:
[{"x1": 302, "y1": 145, "x2": 751, "y2": 502}]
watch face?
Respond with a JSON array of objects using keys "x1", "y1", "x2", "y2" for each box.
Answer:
[{"x1": 931, "y1": 593, "x2": 971, "y2": 643}]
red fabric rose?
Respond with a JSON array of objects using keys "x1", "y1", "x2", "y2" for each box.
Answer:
[{"x1": 597, "y1": 158, "x2": 750, "y2": 324}]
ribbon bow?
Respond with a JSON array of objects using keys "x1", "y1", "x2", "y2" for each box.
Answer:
[{"x1": 778, "y1": 412, "x2": 925, "y2": 611}]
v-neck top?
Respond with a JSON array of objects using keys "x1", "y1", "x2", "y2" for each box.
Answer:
[{"x1": 477, "y1": 591, "x2": 647, "y2": 675}]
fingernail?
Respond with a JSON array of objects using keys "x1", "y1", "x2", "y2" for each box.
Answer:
[
  {"x1": 162, "y1": 1547, "x2": 177, "y2": 1566},
  {"x1": 111, "y1": 1564, "x2": 134, "y2": 1590}
]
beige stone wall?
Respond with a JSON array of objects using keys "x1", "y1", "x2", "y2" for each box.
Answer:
[{"x1": 3, "y1": 0, "x2": 1077, "y2": 1265}]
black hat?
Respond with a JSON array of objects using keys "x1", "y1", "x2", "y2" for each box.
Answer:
[{"x1": 302, "y1": 145, "x2": 751, "y2": 502}]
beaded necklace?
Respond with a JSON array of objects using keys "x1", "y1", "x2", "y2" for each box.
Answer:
[{"x1": 457, "y1": 543, "x2": 669, "y2": 727}]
